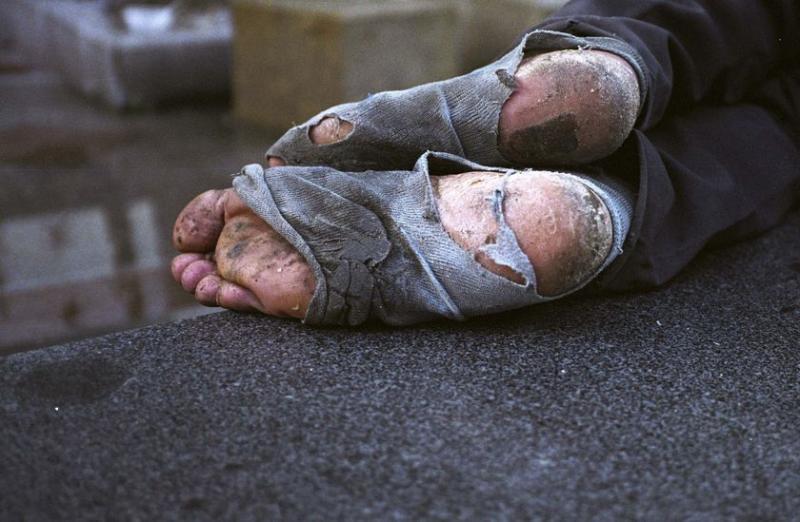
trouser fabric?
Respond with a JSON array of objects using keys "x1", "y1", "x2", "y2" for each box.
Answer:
[{"x1": 530, "y1": 0, "x2": 800, "y2": 290}]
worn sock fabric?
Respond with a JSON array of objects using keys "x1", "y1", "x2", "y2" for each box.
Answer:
[
  {"x1": 265, "y1": 30, "x2": 647, "y2": 172},
  {"x1": 233, "y1": 152, "x2": 634, "y2": 326}
]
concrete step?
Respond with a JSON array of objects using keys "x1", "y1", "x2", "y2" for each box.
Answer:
[
  {"x1": 233, "y1": 0, "x2": 459, "y2": 131},
  {"x1": 1, "y1": 0, "x2": 233, "y2": 109},
  {"x1": 460, "y1": 0, "x2": 569, "y2": 71}
]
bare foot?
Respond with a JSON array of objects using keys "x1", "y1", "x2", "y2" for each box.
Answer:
[
  {"x1": 172, "y1": 189, "x2": 315, "y2": 318},
  {"x1": 171, "y1": 170, "x2": 612, "y2": 318}
]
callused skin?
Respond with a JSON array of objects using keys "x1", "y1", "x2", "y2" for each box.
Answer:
[
  {"x1": 431, "y1": 170, "x2": 614, "y2": 296},
  {"x1": 498, "y1": 50, "x2": 640, "y2": 166},
  {"x1": 172, "y1": 49, "x2": 639, "y2": 319}
]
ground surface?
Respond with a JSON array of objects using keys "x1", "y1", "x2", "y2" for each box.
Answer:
[{"x1": 1, "y1": 210, "x2": 798, "y2": 520}]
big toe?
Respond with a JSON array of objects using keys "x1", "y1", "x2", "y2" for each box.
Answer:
[{"x1": 173, "y1": 189, "x2": 227, "y2": 252}]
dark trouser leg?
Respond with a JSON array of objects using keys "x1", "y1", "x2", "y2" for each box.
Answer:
[
  {"x1": 597, "y1": 68, "x2": 800, "y2": 291},
  {"x1": 535, "y1": 0, "x2": 800, "y2": 128}
]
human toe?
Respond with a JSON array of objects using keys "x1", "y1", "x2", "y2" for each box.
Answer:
[
  {"x1": 173, "y1": 189, "x2": 227, "y2": 252},
  {"x1": 193, "y1": 272, "x2": 265, "y2": 313},
  {"x1": 171, "y1": 253, "x2": 205, "y2": 283},
  {"x1": 194, "y1": 273, "x2": 222, "y2": 306},
  {"x1": 309, "y1": 116, "x2": 354, "y2": 145},
  {"x1": 216, "y1": 280, "x2": 265, "y2": 313},
  {"x1": 180, "y1": 258, "x2": 217, "y2": 293}
]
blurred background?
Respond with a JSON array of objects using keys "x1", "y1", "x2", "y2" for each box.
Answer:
[{"x1": 0, "y1": 0, "x2": 567, "y2": 355}]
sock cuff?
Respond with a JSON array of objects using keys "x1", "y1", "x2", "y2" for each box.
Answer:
[{"x1": 572, "y1": 173, "x2": 635, "y2": 276}]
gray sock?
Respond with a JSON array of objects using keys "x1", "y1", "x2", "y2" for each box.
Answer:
[
  {"x1": 233, "y1": 152, "x2": 634, "y2": 326},
  {"x1": 266, "y1": 30, "x2": 647, "y2": 172}
]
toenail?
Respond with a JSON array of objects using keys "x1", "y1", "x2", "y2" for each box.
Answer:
[{"x1": 195, "y1": 274, "x2": 221, "y2": 304}]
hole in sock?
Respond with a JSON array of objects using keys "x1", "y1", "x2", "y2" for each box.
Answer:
[
  {"x1": 503, "y1": 174, "x2": 615, "y2": 296},
  {"x1": 435, "y1": 169, "x2": 616, "y2": 296},
  {"x1": 309, "y1": 116, "x2": 354, "y2": 145},
  {"x1": 431, "y1": 171, "x2": 529, "y2": 286},
  {"x1": 266, "y1": 155, "x2": 286, "y2": 167},
  {"x1": 475, "y1": 235, "x2": 527, "y2": 285},
  {"x1": 426, "y1": 154, "x2": 485, "y2": 176},
  {"x1": 497, "y1": 50, "x2": 640, "y2": 166}
]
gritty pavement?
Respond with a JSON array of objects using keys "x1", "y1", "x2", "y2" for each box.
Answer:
[{"x1": 1, "y1": 209, "x2": 798, "y2": 520}]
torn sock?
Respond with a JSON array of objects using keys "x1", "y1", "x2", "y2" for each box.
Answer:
[
  {"x1": 233, "y1": 152, "x2": 633, "y2": 326},
  {"x1": 266, "y1": 30, "x2": 647, "y2": 172}
]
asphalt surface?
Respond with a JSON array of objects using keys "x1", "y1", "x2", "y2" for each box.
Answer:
[{"x1": 1, "y1": 210, "x2": 799, "y2": 520}]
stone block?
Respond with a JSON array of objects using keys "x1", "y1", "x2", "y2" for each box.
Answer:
[
  {"x1": 3, "y1": 0, "x2": 233, "y2": 109},
  {"x1": 0, "y1": 207, "x2": 115, "y2": 292},
  {"x1": 233, "y1": 0, "x2": 458, "y2": 131},
  {"x1": 459, "y1": 0, "x2": 568, "y2": 72},
  {"x1": 0, "y1": 199, "x2": 184, "y2": 352},
  {"x1": 0, "y1": 277, "x2": 130, "y2": 351},
  {"x1": 0, "y1": 0, "x2": 57, "y2": 64}
]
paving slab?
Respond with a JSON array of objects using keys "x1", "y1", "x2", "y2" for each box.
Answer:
[
  {"x1": 1, "y1": 208, "x2": 798, "y2": 519},
  {"x1": 3, "y1": 0, "x2": 232, "y2": 108},
  {"x1": 0, "y1": 65, "x2": 272, "y2": 353},
  {"x1": 0, "y1": 0, "x2": 60, "y2": 65},
  {"x1": 233, "y1": 0, "x2": 458, "y2": 131},
  {"x1": 459, "y1": 0, "x2": 568, "y2": 71}
]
